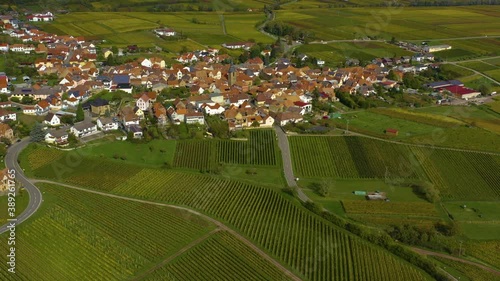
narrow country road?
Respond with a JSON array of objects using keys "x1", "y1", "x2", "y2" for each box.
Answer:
[
  {"x1": 31, "y1": 179, "x2": 302, "y2": 281},
  {"x1": 442, "y1": 62, "x2": 500, "y2": 85},
  {"x1": 411, "y1": 247, "x2": 500, "y2": 276},
  {"x1": 0, "y1": 139, "x2": 42, "y2": 234},
  {"x1": 274, "y1": 125, "x2": 309, "y2": 202}
]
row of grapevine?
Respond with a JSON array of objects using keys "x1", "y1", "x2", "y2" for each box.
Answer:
[
  {"x1": 433, "y1": 256, "x2": 497, "y2": 281},
  {"x1": 111, "y1": 168, "x2": 431, "y2": 281},
  {"x1": 290, "y1": 136, "x2": 424, "y2": 179},
  {"x1": 173, "y1": 140, "x2": 218, "y2": 171},
  {"x1": 248, "y1": 129, "x2": 278, "y2": 165},
  {"x1": 411, "y1": 147, "x2": 500, "y2": 200},
  {"x1": 0, "y1": 184, "x2": 215, "y2": 280},
  {"x1": 289, "y1": 136, "x2": 500, "y2": 201},
  {"x1": 465, "y1": 240, "x2": 500, "y2": 269},
  {"x1": 174, "y1": 130, "x2": 278, "y2": 170},
  {"x1": 145, "y1": 231, "x2": 293, "y2": 281}
]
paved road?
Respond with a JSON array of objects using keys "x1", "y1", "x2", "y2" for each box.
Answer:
[
  {"x1": 411, "y1": 247, "x2": 500, "y2": 276},
  {"x1": 0, "y1": 139, "x2": 43, "y2": 234},
  {"x1": 32, "y1": 179, "x2": 302, "y2": 281},
  {"x1": 274, "y1": 126, "x2": 309, "y2": 202}
]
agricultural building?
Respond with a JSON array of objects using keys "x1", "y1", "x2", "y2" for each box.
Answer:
[{"x1": 385, "y1": 128, "x2": 399, "y2": 136}]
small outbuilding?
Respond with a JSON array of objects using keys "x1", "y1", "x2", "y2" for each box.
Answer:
[{"x1": 385, "y1": 128, "x2": 399, "y2": 136}]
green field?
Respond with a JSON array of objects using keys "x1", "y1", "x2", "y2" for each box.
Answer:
[
  {"x1": 0, "y1": 183, "x2": 217, "y2": 280},
  {"x1": 19, "y1": 146, "x2": 432, "y2": 281},
  {"x1": 459, "y1": 61, "x2": 499, "y2": 72},
  {"x1": 37, "y1": 11, "x2": 273, "y2": 50},
  {"x1": 173, "y1": 130, "x2": 279, "y2": 171},
  {"x1": 144, "y1": 231, "x2": 292, "y2": 281},
  {"x1": 276, "y1": 6, "x2": 500, "y2": 41},
  {"x1": 289, "y1": 136, "x2": 500, "y2": 201},
  {"x1": 298, "y1": 41, "x2": 413, "y2": 66},
  {"x1": 433, "y1": 256, "x2": 499, "y2": 281},
  {"x1": 443, "y1": 202, "x2": 500, "y2": 240},
  {"x1": 79, "y1": 139, "x2": 177, "y2": 167}
]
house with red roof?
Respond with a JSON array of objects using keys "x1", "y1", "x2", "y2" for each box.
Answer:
[
  {"x1": 442, "y1": 85, "x2": 481, "y2": 100},
  {"x1": 35, "y1": 100, "x2": 51, "y2": 115}
]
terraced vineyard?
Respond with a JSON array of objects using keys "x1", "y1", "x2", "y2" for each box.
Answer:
[
  {"x1": 174, "y1": 130, "x2": 278, "y2": 170},
  {"x1": 0, "y1": 184, "x2": 215, "y2": 281},
  {"x1": 144, "y1": 231, "x2": 293, "y2": 281}
]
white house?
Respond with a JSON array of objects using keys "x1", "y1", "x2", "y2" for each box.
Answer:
[
  {"x1": 203, "y1": 103, "x2": 225, "y2": 115},
  {"x1": 293, "y1": 101, "x2": 313, "y2": 115},
  {"x1": 140, "y1": 58, "x2": 152, "y2": 68},
  {"x1": 122, "y1": 114, "x2": 140, "y2": 127},
  {"x1": 70, "y1": 122, "x2": 97, "y2": 138},
  {"x1": 45, "y1": 129, "x2": 68, "y2": 144},
  {"x1": 97, "y1": 117, "x2": 119, "y2": 131},
  {"x1": 43, "y1": 113, "x2": 60, "y2": 126},
  {"x1": 154, "y1": 28, "x2": 176, "y2": 37},
  {"x1": 0, "y1": 109, "x2": 16, "y2": 122},
  {"x1": 35, "y1": 101, "x2": 51, "y2": 115},
  {"x1": 136, "y1": 95, "x2": 151, "y2": 111},
  {"x1": 27, "y1": 12, "x2": 54, "y2": 22},
  {"x1": 0, "y1": 43, "x2": 8, "y2": 52},
  {"x1": 185, "y1": 112, "x2": 205, "y2": 125},
  {"x1": 23, "y1": 106, "x2": 36, "y2": 115}
]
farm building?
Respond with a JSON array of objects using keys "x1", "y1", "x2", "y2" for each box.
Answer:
[
  {"x1": 385, "y1": 128, "x2": 399, "y2": 136},
  {"x1": 423, "y1": 45, "x2": 451, "y2": 53},
  {"x1": 366, "y1": 192, "x2": 387, "y2": 200},
  {"x1": 442, "y1": 85, "x2": 481, "y2": 100}
]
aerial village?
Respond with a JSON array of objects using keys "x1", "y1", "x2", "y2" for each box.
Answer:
[{"x1": 0, "y1": 11, "x2": 484, "y2": 146}]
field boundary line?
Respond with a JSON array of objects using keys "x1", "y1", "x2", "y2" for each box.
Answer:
[
  {"x1": 134, "y1": 228, "x2": 221, "y2": 280},
  {"x1": 31, "y1": 179, "x2": 303, "y2": 281}
]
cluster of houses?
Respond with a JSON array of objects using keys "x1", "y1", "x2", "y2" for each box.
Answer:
[{"x1": 0, "y1": 11, "x2": 485, "y2": 146}]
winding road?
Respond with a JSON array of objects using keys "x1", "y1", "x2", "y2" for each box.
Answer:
[{"x1": 0, "y1": 139, "x2": 42, "y2": 234}]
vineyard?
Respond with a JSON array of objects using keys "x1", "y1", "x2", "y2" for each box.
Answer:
[
  {"x1": 23, "y1": 144, "x2": 65, "y2": 170},
  {"x1": 410, "y1": 147, "x2": 500, "y2": 200},
  {"x1": 144, "y1": 231, "x2": 293, "y2": 281},
  {"x1": 465, "y1": 240, "x2": 500, "y2": 269},
  {"x1": 370, "y1": 108, "x2": 464, "y2": 128},
  {"x1": 433, "y1": 257, "x2": 498, "y2": 281},
  {"x1": 289, "y1": 136, "x2": 500, "y2": 201},
  {"x1": 173, "y1": 130, "x2": 278, "y2": 171},
  {"x1": 341, "y1": 200, "x2": 439, "y2": 217},
  {"x1": 108, "y1": 169, "x2": 428, "y2": 281},
  {"x1": 289, "y1": 136, "x2": 426, "y2": 179},
  {"x1": 0, "y1": 184, "x2": 215, "y2": 281}
]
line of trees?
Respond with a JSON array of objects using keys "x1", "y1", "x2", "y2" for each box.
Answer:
[{"x1": 263, "y1": 20, "x2": 313, "y2": 42}]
